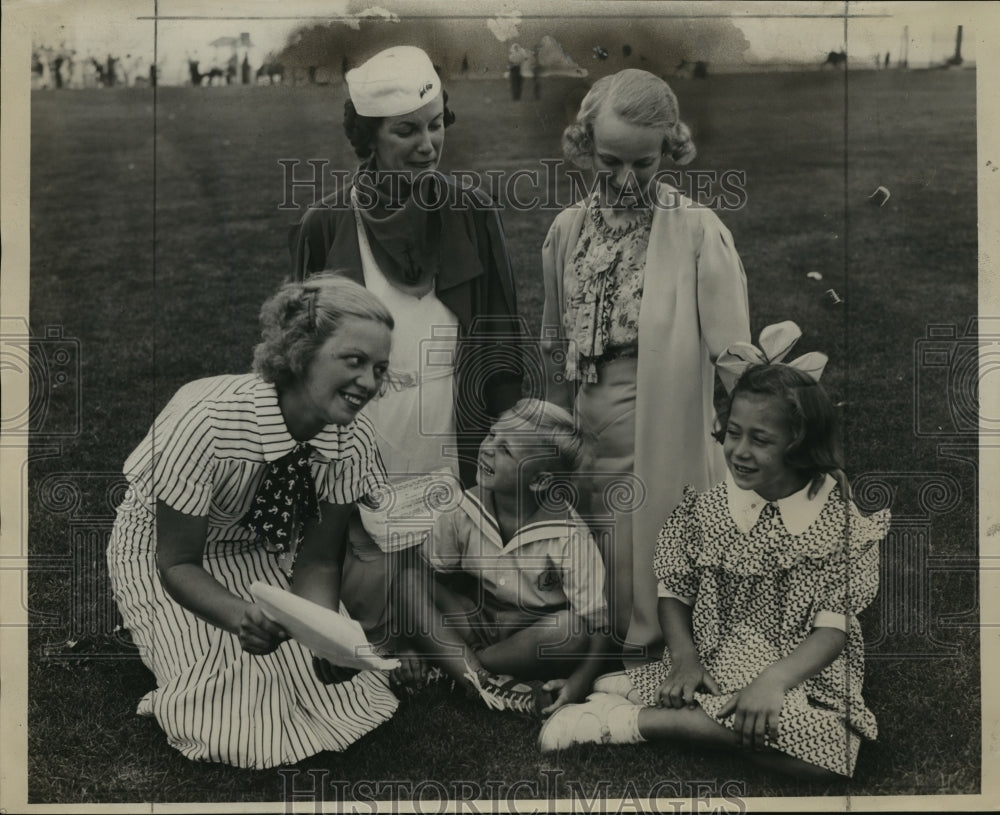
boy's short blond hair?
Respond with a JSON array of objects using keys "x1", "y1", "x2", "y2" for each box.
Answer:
[{"x1": 498, "y1": 398, "x2": 585, "y2": 473}]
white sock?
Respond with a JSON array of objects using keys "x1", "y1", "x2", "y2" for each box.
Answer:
[{"x1": 606, "y1": 701, "x2": 645, "y2": 744}]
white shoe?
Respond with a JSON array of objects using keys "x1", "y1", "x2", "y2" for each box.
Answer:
[
  {"x1": 592, "y1": 670, "x2": 637, "y2": 698},
  {"x1": 538, "y1": 692, "x2": 637, "y2": 752}
]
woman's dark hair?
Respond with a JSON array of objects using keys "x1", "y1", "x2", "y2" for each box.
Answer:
[
  {"x1": 343, "y1": 90, "x2": 456, "y2": 159},
  {"x1": 713, "y1": 363, "x2": 849, "y2": 497}
]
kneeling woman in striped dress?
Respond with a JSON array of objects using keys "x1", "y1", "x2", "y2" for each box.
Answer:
[{"x1": 108, "y1": 275, "x2": 400, "y2": 769}]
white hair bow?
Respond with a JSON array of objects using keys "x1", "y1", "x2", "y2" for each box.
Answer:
[{"x1": 716, "y1": 321, "x2": 828, "y2": 393}]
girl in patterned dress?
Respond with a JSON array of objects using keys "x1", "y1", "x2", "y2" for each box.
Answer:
[
  {"x1": 539, "y1": 338, "x2": 889, "y2": 779},
  {"x1": 107, "y1": 275, "x2": 404, "y2": 769}
]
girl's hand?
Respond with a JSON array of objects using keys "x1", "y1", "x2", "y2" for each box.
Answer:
[
  {"x1": 718, "y1": 673, "x2": 786, "y2": 751},
  {"x1": 389, "y1": 650, "x2": 428, "y2": 690},
  {"x1": 540, "y1": 673, "x2": 590, "y2": 716},
  {"x1": 312, "y1": 655, "x2": 360, "y2": 685},
  {"x1": 657, "y1": 660, "x2": 720, "y2": 709},
  {"x1": 237, "y1": 604, "x2": 289, "y2": 655}
]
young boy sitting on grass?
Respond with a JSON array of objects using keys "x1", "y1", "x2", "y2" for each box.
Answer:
[{"x1": 398, "y1": 399, "x2": 610, "y2": 716}]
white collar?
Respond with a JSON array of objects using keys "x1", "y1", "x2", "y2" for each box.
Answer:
[
  {"x1": 725, "y1": 472, "x2": 835, "y2": 536},
  {"x1": 460, "y1": 488, "x2": 583, "y2": 551}
]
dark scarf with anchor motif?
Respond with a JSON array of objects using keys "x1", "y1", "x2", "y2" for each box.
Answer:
[{"x1": 245, "y1": 442, "x2": 320, "y2": 568}]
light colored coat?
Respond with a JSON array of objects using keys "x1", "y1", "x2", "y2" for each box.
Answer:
[{"x1": 541, "y1": 184, "x2": 751, "y2": 656}]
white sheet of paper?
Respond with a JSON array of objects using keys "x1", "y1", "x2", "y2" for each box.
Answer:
[
  {"x1": 359, "y1": 469, "x2": 462, "y2": 552},
  {"x1": 249, "y1": 582, "x2": 400, "y2": 671}
]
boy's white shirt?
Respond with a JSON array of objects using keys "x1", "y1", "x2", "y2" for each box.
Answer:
[
  {"x1": 657, "y1": 474, "x2": 847, "y2": 632},
  {"x1": 426, "y1": 488, "x2": 609, "y2": 628}
]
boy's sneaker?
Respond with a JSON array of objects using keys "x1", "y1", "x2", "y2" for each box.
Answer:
[
  {"x1": 538, "y1": 692, "x2": 640, "y2": 751},
  {"x1": 466, "y1": 669, "x2": 552, "y2": 717},
  {"x1": 390, "y1": 665, "x2": 449, "y2": 699}
]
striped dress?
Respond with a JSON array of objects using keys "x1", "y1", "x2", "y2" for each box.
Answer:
[{"x1": 107, "y1": 374, "x2": 399, "y2": 769}]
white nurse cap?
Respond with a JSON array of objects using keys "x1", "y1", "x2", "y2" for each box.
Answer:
[{"x1": 346, "y1": 46, "x2": 441, "y2": 117}]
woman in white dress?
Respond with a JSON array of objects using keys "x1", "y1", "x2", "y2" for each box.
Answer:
[{"x1": 289, "y1": 47, "x2": 522, "y2": 662}]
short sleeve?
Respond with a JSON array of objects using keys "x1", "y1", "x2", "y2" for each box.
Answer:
[
  {"x1": 656, "y1": 586, "x2": 695, "y2": 604},
  {"x1": 423, "y1": 508, "x2": 463, "y2": 572},
  {"x1": 325, "y1": 416, "x2": 388, "y2": 505},
  {"x1": 559, "y1": 524, "x2": 608, "y2": 629},
  {"x1": 695, "y1": 211, "x2": 751, "y2": 361},
  {"x1": 812, "y1": 611, "x2": 848, "y2": 631},
  {"x1": 124, "y1": 388, "x2": 217, "y2": 516},
  {"x1": 652, "y1": 487, "x2": 701, "y2": 600},
  {"x1": 812, "y1": 506, "x2": 887, "y2": 624}
]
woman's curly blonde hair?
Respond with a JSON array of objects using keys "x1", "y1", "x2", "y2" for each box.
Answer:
[
  {"x1": 562, "y1": 69, "x2": 696, "y2": 169},
  {"x1": 252, "y1": 273, "x2": 394, "y2": 390}
]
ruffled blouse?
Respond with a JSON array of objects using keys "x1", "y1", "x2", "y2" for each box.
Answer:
[{"x1": 562, "y1": 194, "x2": 651, "y2": 382}]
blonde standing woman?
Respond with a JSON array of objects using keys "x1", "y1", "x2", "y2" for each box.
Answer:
[{"x1": 541, "y1": 69, "x2": 751, "y2": 663}]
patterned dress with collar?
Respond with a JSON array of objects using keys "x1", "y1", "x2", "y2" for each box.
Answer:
[{"x1": 624, "y1": 475, "x2": 889, "y2": 777}]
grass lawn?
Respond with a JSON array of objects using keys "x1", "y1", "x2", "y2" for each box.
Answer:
[{"x1": 25, "y1": 68, "x2": 979, "y2": 803}]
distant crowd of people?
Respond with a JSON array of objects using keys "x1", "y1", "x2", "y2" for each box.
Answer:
[
  {"x1": 31, "y1": 46, "x2": 149, "y2": 89},
  {"x1": 31, "y1": 43, "x2": 283, "y2": 89}
]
